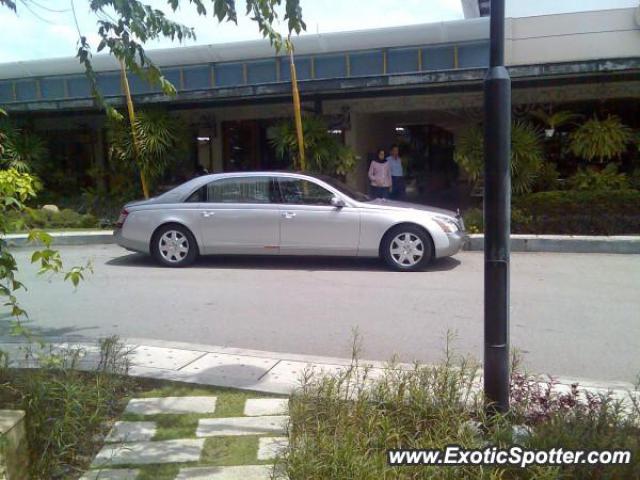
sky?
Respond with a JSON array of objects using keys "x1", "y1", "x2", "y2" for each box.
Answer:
[{"x1": 0, "y1": 0, "x2": 637, "y2": 63}]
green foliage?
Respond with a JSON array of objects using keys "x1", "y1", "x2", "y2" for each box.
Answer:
[
  {"x1": 462, "y1": 208, "x2": 483, "y2": 234},
  {"x1": 107, "y1": 109, "x2": 187, "y2": 188},
  {"x1": 463, "y1": 207, "x2": 532, "y2": 234},
  {"x1": 454, "y1": 121, "x2": 545, "y2": 194},
  {"x1": 533, "y1": 161, "x2": 560, "y2": 192},
  {"x1": 464, "y1": 188, "x2": 640, "y2": 235},
  {"x1": 567, "y1": 163, "x2": 629, "y2": 191},
  {"x1": 514, "y1": 189, "x2": 640, "y2": 235},
  {"x1": 0, "y1": 169, "x2": 92, "y2": 336},
  {"x1": 5, "y1": 207, "x2": 99, "y2": 233},
  {"x1": 569, "y1": 115, "x2": 633, "y2": 163},
  {"x1": 270, "y1": 116, "x2": 356, "y2": 176},
  {"x1": 280, "y1": 342, "x2": 640, "y2": 480},
  {"x1": 0, "y1": 122, "x2": 47, "y2": 173},
  {"x1": 630, "y1": 168, "x2": 640, "y2": 191},
  {"x1": 0, "y1": 337, "x2": 132, "y2": 479},
  {"x1": 529, "y1": 109, "x2": 581, "y2": 129}
]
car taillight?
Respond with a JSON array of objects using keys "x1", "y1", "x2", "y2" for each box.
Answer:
[{"x1": 115, "y1": 209, "x2": 129, "y2": 228}]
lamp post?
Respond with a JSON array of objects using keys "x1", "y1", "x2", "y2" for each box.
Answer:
[{"x1": 483, "y1": 0, "x2": 511, "y2": 414}]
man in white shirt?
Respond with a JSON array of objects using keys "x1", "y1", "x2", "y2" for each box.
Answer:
[{"x1": 386, "y1": 144, "x2": 406, "y2": 200}]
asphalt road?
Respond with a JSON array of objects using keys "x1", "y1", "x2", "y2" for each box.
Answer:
[{"x1": 5, "y1": 245, "x2": 640, "y2": 383}]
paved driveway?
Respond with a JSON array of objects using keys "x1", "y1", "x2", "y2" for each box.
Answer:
[{"x1": 6, "y1": 245, "x2": 640, "y2": 383}]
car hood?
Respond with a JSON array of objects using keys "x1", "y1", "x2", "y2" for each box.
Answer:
[{"x1": 360, "y1": 199, "x2": 458, "y2": 217}]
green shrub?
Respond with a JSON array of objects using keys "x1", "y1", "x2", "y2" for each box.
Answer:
[
  {"x1": 463, "y1": 208, "x2": 483, "y2": 233},
  {"x1": 627, "y1": 168, "x2": 640, "y2": 191},
  {"x1": 465, "y1": 190, "x2": 640, "y2": 235},
  {"x1": 463, "y1": 207, "x2": 532, "y2": 234},
  {"x1": 569, "y1": 115, "x2": 634, "y2": 163},
  {"x1": 515, "y1": 190, "x2": 640, "y2": 235},
  {"x1": 0, "y1": 337, "x2": 132, "y2": 479},
  {"x1": 567, "y1": 164, "x2": 629, "y2": 191},
  {"x1": 533, "y1": 161, "x2": 560, "y2": 192},
  {"x1": 454, "y1": 121, "x2": 545, "y2": 194},
  {"x1": 280, "y1": 347, "x2": 640, "y2": 480},
  {"x1": 6, "y1": 207, "x2": 99, "y2": 232}
]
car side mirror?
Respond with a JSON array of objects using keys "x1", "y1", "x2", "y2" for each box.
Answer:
[{"x1": 331, "y1": 196, "x2": 346, "y2": 208}]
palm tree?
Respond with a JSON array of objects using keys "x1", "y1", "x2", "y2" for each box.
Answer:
[
  {"x1": 569, "y1": 115, "x2": 634, "y2": 163},
  {"x1": 454, "y1": 120, "x2": 544, "y2": 194},
  {"x1": 0, "y1": 122, "x2": 47, "y2": 173},
  {"x1": 270, "y1": 115, "x2": 356, "y2": 177},
  {"x1": 107, "y1": 109, "x2": 186, "y2": 195}
]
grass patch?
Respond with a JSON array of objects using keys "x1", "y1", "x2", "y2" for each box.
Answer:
[
  {"x1": 121, "y1": 385, "x2": 282, "y2": 441},
  {"x1": 134, "y1": 464, "x2": 181, "y2": 480},
  {"x1": 201, "y1": 436, "x2": 267, "y2": 466}
]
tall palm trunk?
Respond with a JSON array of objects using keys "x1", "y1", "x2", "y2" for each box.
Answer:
[
  {"x1": 119, "y1": 59, "x2": 150, "y2": 199},
  {"x1": 287, "y1": 39, "x2": 305, "y2": 171}
]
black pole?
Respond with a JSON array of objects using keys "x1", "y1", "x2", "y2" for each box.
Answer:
[{"x1": 484, "y1": 0, "x2": 511, "y2": 414}]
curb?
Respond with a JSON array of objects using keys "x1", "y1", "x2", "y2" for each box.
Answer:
[
  {"x1": 4, "y1": 230, "x2": 640, "y2": 254},
  {"x1": 2, "y1": 338, "x2": 636, "y2": 399},
  {"x1": 463, "y1": 234, "x2": 640, "y2": 254},
  {"x1": 3, "y1": 230, "x2": 114, "y2": 247}
]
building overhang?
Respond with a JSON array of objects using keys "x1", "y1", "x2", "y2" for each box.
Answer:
[{"x1": 5, "y1": 57, "x2": 639, "y2": 116}]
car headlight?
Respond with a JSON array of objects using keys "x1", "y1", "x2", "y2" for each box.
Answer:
[{"x1": 433, "y1": 216, "x2": 459, "y2": 233}]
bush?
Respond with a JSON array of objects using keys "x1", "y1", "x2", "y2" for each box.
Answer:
[
  {"x1": 6, "y1": 207, "x2": 99, "y2": 232},
  {"x1": 567, "y1": 164, "x2": 629, "y2": 191},
  {"x1": 0, "y1": 337, "x2": 132, "y2": 479},
  {"x1": 454, "y1": 121, "x2": 544, "y2": 194},
  {"x1": 463, "y1": 207, "x2": 532, "y2": 234},
  {"x1": 279, "y1": 347, "x2": 640, "y2": 480},
  {"x1": 465, "y1": 190, "x2": 640, "y2": 235}
]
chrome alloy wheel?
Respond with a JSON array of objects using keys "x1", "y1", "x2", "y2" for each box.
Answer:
[
  {"x1": 389, "y1": 232, "x2": 424, "y2": 267},
  {"x1": 158, "y1": 230, "x2": 190, "y2": 263}
]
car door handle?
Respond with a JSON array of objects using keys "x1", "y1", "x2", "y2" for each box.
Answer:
[
  {"x1": 202, "y1": 211, "x2": 216, "y2": 218},
  {"x1": 282, "y1": 212, "x2": 296, "y2": 219}
]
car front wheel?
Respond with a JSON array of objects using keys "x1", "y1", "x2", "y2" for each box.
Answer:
[
  {"x1": 381, "y1": 225, "x2": 433, "y2": 271},
  {"x1": 151, "y1": 224, "x2": 198, "y2": 267}
]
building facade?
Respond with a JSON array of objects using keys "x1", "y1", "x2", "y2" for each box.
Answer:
[{"x1": 1, "y1": 6, "x2": 639, "y2": 203}]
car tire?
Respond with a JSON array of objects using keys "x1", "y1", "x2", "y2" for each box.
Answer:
[
  {"x1": 151, "y1": 224, "x2": 198, "y2": 267},
  {"x1": 381, "y1": 225, "x2": 433, "y2": 272}
]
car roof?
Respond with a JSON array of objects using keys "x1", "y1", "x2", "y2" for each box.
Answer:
[{"x1": 155, "y1": 171, "x2": 337, "y2": 203}]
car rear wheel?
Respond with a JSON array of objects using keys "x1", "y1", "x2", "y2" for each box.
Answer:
[
  {"x1": 151, "y1": 224, "x2": 198, "y2": 267},
  {"x1": 381, "y1": 225, "x2": 433, "y2": 271}
]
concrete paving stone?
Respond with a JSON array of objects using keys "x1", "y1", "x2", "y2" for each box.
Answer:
[
  {"x1": 257, "y1": 436, "x2": 289, "y2": 461},
  {"x1": 80, "y1": 468, "x2": 140, "y2": 480},
  {"x1": 176, "y1": 465, "x2": 274, "y2": 480},
  {"x1": 125, "y1": 396, "x2": 217, "y2": 415},
  {"x1": 256, "y1": 360, "x2": 386, "y2": 391},
  {"x1": 196, "y1": 415, "x2": 288, "y2": 437},
  {"x1": 244, "y1": 398, "x2": 289, "y2": 416},
  {"x1": 105, "y1": 421, "x2": 157, "y2": 443},
  {"x1": 178, "y1": 353, "x2": 279, "y2": 387},
  {"x1": 93, "y1": 438, "x2": 205, "y2": 467},
  {"x1": 129, "y1": 346, "x2": 206, "y2": 370}
]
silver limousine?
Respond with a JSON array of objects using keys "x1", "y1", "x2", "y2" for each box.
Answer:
[{"x1": 114, "y1": 172, "x2": 466, "y2": 271}]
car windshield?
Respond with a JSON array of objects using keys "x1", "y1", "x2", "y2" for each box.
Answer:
[{"x1": 317, "y1": 175, "x2": 370, "y2": 202}]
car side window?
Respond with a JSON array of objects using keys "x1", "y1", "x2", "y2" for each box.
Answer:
[
  {"x1": 277, "y1": 178, "x2": 334, "y2": 206},
  {"x1": 185, "y1": 186, "x2": 206, "y2": 203},
  {"x1": 206, "y1": 177, "x2": 276, "y2": 204}
]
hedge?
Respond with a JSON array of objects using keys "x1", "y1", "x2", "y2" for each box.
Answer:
[
  {"x1": 6, "y1": 207, "x2": 99, "y2": 232},
  {"x1": 464, "y1": 190, "x2": 640, "y2": 235}
]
